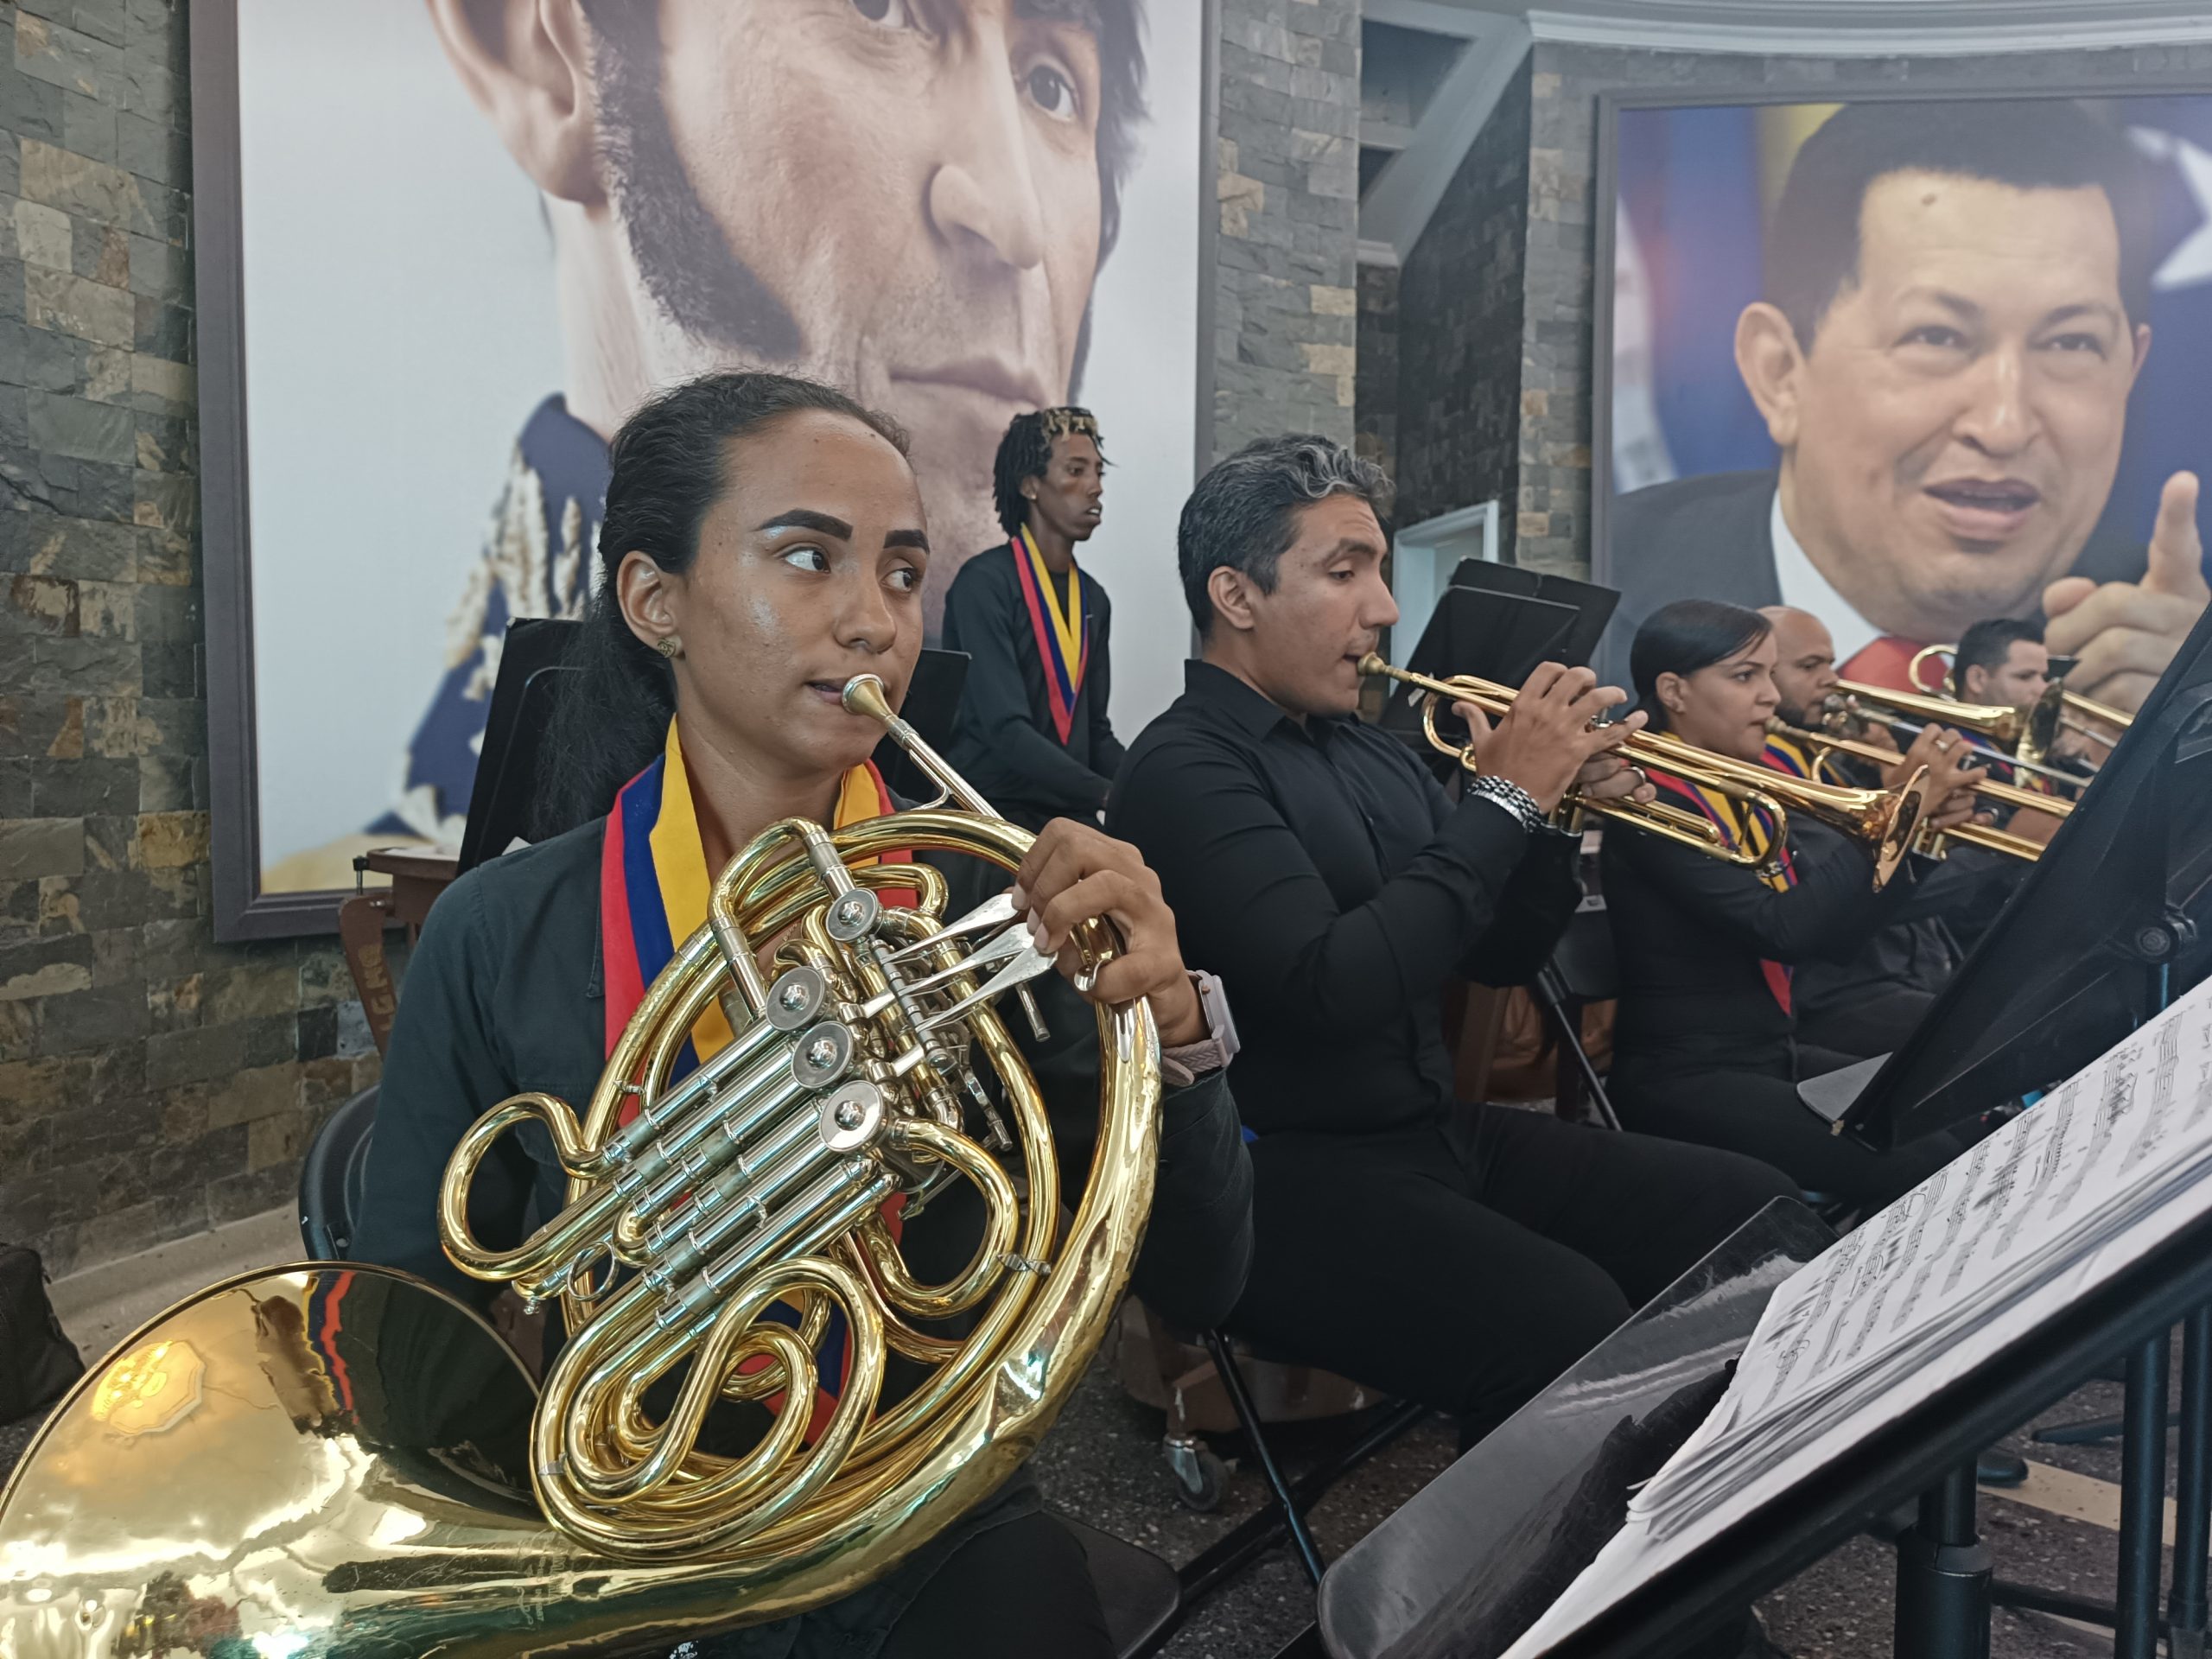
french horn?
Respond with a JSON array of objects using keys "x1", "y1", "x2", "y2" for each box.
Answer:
[{"x1": 0, "y1": 675, "x2": 1160, "y2": 1656}]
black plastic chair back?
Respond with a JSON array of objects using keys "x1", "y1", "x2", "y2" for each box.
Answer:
[
  {"x1": 1548, "y1": 905, "x2": 1620, "y2": 1003},
  {"x1": 298, "y1": 1085, "x2": 378, "y2": 1261}
]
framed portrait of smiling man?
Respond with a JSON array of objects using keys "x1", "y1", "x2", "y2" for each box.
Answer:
[
  {"x1": 1594, "y1": 87, "x2": 2212, "y2": 709},
  {"x1": 191, "y1": 0, "x2": 1213, "y2": 939}
]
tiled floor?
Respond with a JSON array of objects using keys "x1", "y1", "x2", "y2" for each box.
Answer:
[{"x1": 0, "y1": 1213, "x2": 2188, "y2": 1658}]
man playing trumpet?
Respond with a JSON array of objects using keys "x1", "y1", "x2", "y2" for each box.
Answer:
[{"x1": 1109, "y1": 435, "x2": 1796, "y2": 1448}]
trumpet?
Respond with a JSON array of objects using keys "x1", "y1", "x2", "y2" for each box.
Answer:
[
  {"x1": 1832, "y1": 677, "x2": 2059, "y2": 763},
  {"x1": 1816, "y1": 692, "x2": 2087, "y2": 793},
  {"x1": 1768, "y1": 717, "x2": 2056, "y2": 862},
  {"x1": 1904, "y1": 643, "x2": 2132, "y2": 752},
  {"x1": 1357, "y1": 656, "x2": 1935, "y2": 888}
]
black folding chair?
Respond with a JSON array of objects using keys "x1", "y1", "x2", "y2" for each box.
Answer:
[
  {"x1": 1533, "y1": 902, "x2": 1622, "y2": 1131},
  {"x1": 1172, "y1": 1330, "x2": 1428, "y2": 1600}
]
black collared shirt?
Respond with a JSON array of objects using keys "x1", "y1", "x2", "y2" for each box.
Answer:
[{"x1": 1107, "y1": 661, "x2": 1582, "y2": 1136}]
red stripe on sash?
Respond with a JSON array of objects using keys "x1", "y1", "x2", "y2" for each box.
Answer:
[
  {"x1": 1647, "y1": 766, "x2": 1798, "y2": 1014},
  {"x1": 1010, "y1": 540, "x2": 1084, "y2": 745}
]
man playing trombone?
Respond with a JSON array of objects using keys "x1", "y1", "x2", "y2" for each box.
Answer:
[{"x1": 1108, "y1": 435, "x2": 1797, "y2": 1448}]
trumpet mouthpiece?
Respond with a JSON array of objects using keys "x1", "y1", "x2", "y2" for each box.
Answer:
[
  {"x1": 842, "y1": 675, "x2": 893, "y2": 719},
  {"x1": 1356, "y1": 652, "x2": 1389, "y2": 677}
]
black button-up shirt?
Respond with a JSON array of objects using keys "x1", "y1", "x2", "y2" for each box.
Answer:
[
  {"x1": 1108, "y1": 661, "x2": 1581, "y2": 1136},
  {"x1": 1600, "y1": 817, "x2": 1923, "y2": 1074}
]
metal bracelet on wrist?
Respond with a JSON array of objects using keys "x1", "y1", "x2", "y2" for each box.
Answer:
[{"x1": 1465, "y1": 773, "x2": 1549, "y2": 836}]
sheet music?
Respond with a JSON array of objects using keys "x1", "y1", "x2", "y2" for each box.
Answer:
[{"x1": 1503, "y1": 972, "x2": 2212, "y2": 1659}]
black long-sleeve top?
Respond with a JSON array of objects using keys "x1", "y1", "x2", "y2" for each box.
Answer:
[
  {"x1": 1794, "y1": 847, "x2": 2025, "y2": 1013},
  {"x1": 1107, "y1": 661, "x2": 1582, "y2": 1137},
  {"x1": 1602, "y1": 816, "x2": 1925, "y2": 1073},
  {"x1": 942, "y1": 543, "x2": 1125, "y2": 823}
]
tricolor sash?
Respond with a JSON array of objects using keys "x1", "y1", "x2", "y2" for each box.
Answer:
[
  {"x1": 1011, "y1": 526, "x2": 1088, "y2": 744},
  {"x1": 601, "y1": 721, "x2": 912, "y2": 1060},
  {"x1": 598, "y1": 721, "x2": 912, "y2": 1432},
  {"x1": 1760, "y1": 733, "x2": 1815, "y2": 780},
  {"x1": 1649, "y1": 764, "x2": 1800, "y2": 1014}
]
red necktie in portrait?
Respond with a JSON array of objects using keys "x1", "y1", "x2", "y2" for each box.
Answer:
[{"x1": 1839, "y1": 635, "x2": 1925, "y2": 693}]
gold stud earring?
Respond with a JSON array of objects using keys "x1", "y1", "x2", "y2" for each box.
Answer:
[{"x1": 655, "y1": 635, "x2": 683, "y2": 661}]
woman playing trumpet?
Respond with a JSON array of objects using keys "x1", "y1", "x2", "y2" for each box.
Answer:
[
  {"x1": 354, "y1": 373, "x2": 1252, "y2": 1659},
  {"x1": 1601, "y1": 601, "x2": 1988, "y2": 1210}
]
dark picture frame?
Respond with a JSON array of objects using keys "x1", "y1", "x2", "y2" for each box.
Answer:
[
  {"x1": 188, "y1": 0, "x2": 1223, "y2": 942},
  {"x1": 1588, "y1": 75, "x2": 2212, "y2": 603}
]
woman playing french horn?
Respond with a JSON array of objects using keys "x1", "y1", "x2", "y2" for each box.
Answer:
[{"x1": 353, "y1": 372, "x2": 1253, "y2": 1659}]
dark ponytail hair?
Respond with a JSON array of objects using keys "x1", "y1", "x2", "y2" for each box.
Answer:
[
  {"x1": 539, "y1": 372, "x2": 911, "y2": 833},
  {"x1": 1630, "y1": 599, "x2": 1772, "y2": 730}
]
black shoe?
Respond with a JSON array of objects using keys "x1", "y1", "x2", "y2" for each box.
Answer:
[{"x1": 1977, "y1": 1450, "x2": 2029, "y2": 1487}]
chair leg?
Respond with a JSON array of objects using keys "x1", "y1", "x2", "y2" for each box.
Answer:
[
  {"x1": 1534, "y1": 972, "x2": 1622, "y2": 1133},
  {"x1": 1204, "y1": 1329, "x2": 1326, "y2": 1586}
]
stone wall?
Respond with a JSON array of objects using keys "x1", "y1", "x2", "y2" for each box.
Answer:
[
  {"x1": 1392, "y1": 55, "x2": 1532, "y2": 543},
  {"x1": 1212, "y1": 0, "x2": 1363, "y2": 459},
  {"x1": 1516, "y1": 38, "x2": 2212, "y2": 579},
  {"x1": 1353, "y1": 259, "x2": 1397, "y2": 488},
  {"x1": 0, "y1": 0, "x2": 375, "y2": 1275}
]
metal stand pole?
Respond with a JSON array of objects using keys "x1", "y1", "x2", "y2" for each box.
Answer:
[
  {"x1": 1202, "y1": 1330, "x2": 1328, "y2": 1587},
  {"x1": 2117, "y1": 1330, "x2": 2173, "y2": 1659},
  {"x1": 2172, "y1": 1306, "x2": 2212, "y2": 1659},
  {"x1": 1895, "y1": 1463, "x2": 1993, "y2": 1659}
]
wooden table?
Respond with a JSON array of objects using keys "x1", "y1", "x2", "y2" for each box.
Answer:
[{"x1": 339, "y1": 847, "x2": 459, "y2": 1057}]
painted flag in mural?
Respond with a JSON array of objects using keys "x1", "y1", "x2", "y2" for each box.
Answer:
[{"x1": 2108, "y1": 95, "x2": 2212, "y2": 553}]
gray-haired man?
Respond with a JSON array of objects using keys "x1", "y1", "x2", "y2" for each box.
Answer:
[{"x1": 1107, "y1": 435, "x2": 1798, "y2": 1446}]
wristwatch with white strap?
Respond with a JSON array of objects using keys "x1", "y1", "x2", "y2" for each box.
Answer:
[{"x1": 1161, "y1": 969, "x2": 1240, "y2": 1084}]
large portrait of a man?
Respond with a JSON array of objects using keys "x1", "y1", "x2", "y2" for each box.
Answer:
[
  {"x1": 1598, "y1": 92, "x2": 2212, "y2": 708},
  {"x1": 199, "y1": 0, "x2": 1207, "y2": 933}
]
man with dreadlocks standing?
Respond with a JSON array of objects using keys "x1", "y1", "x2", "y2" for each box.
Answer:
[{"x1": 943, "y1": 408, "x2": 1126, "y2": 830}]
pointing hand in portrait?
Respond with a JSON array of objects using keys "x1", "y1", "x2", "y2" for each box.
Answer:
[{"x1": 2044, "y1": 471, "x2": 2210, "y2": 714}]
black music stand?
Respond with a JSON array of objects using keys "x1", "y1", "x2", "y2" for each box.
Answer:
[
  {"x1": 1444, "y1": 560, "x2": 1618, "y2": 673},
  {"x1": 456, "y1": 617, "x2": 583, "y2": 874},
  {"x1": 1315, "y1": 1198, "x2": 1835, "y2": 1659},
  {"x1": 1377, "y1": 584, "x2": 1617, "y2": 770},
  {"x1": 1813, "y1": 603, "x2": 2212, "y2": 1152},
  {"x1": 1312, "y1": 1192, "x2": 2212, "y2": 1659}
]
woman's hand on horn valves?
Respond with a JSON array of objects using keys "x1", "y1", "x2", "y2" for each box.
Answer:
[{"x1": 1008, "y1": 819, "x2": 1206, "y2": 1047}]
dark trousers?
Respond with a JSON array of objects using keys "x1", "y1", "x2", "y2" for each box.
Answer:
[
  {"x1": 1795, "y1": 983, "x2": 1940, "y2": 1063},
  {"x1": 1611, "y1": 1054, "x2": 1961, "y2": 1211},
  {"x1": 880, "y1": 1509, "x2": 1111, "y2": 1659},
  {"x1": 1227, "y1": 1105, "x2": 1797, "y2": 1440}
]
